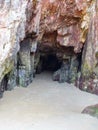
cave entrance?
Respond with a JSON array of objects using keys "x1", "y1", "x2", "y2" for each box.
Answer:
[
  {"x1": 36, "y1": 53, "x2": 62, "y2": 74},
  {"x1": 35, "y1": 45, "x2": 82, "y2": 83},
  {"x1": 16, "y1": 38, "x2": 82, "y2": 87}
]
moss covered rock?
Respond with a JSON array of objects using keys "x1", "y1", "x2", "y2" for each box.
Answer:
[{"x1": 82, "y1": 104, "x2": 98, "y2": 119}]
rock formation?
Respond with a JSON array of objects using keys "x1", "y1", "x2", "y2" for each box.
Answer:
[
  {"x1": 0, "y1": 0, "x2": 98, "y2": 96},
  {"x1": 82, "y1": 104, "x2": 98, "y2": 119}
]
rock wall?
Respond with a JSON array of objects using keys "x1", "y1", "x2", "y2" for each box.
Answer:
[
  {"x1": 0, "y1": 0, "x2": 98, "y2": 96},
  {"x1": 0, "y1": 0, "x2": 33, "y2": 81},
  {"x1": 78, "y1": 0, "x2": 98, "y2": 94}
]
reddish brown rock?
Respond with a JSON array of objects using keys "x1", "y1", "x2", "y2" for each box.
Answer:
[
  {"x1": 26, "y1": 0, "x2": 93, "y2": 53},
  {"x1": 0, "y1": 0, "x2": 98, "y2": 95},
  {"x1": 79, "y1": 0, "x2": 98, "y2": 94}
]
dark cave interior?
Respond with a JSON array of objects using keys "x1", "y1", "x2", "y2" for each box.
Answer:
[{"x1": 36, "y1": 53, "x2": 62, "y2": 73}]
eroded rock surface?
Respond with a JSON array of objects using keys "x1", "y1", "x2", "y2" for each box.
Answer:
[{"x1": 0, "y1": 0, "x2": 98, "y2": 96}]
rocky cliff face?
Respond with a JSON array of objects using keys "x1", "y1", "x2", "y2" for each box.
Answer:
[{"x1": 0, "y1": 0, "x2": 98, "y2": 96}]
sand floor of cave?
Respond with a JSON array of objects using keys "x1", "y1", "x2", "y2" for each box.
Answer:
[{"x1": 0, "y1": 71, "x2": 98, "y2": 130}]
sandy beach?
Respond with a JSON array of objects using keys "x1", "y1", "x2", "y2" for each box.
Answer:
[{"x1": 0, "y1": 72, "x2": 98, "y2": 130}]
